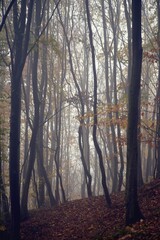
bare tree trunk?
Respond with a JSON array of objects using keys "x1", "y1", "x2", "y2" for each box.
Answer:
[
  {"x1": 137, "y1": 102, "x2": 144, "y2": 188},
  {"x1": 21, "y1": 0, "x2": 41, "y2": 219},
  {"x1": 125, "y1": 0, "x2": 144, "y2": 225},
  {"x1": 156, "y1": 0, "x2": 160, "y2": 179},
  {"x1": 145, "y1": 145, "x2": 152, "y2": 181},
  {"x1": 37, "y1": 13, "x2": 49, "y2": 207},
  {"x1": 78, "y1": 126, "x2": 92, "y2": 197},
  {"x1": 56, "y1": 2, "x2": 92, "y2": 198},
  {"x1": 101, "y1": 0, "x2": 120, "y2": 193},
  {"x1": 37, "y1": 128, "x2": 45, "y2": 207},
  {"x1": 85, "y1": 0, "x2": 111, "y2": 207},
  {"x1": 9, "y1": 1, "x2": 34, "y2": 238},
  {"x1": 22, "y1": 56, "x2": 32, "y2": 194},
  {"x1": 124, "y1": 0, "x2": 132, "y2": 91},
  {"x1": 0, "y1": 145, "x2": 10, "y2": 225},
  {"x1": 36, "y1": 147, "x2": 57, "y2": 207}
]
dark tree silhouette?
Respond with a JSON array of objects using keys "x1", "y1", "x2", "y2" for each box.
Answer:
[
  {"x1": 125, "y1": 0, "x2": 144, "y2": 225},
  {"x1": 0, "y1": 0, "x2": 16, "y2": 31},
  {"x1": 9, "y1": 0, "x2": 34, "y2": 239}
]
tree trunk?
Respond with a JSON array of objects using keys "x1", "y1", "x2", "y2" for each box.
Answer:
[
  {"x1": 36, "y1": 31, "x2": 49, "y2": 206},
  {"x1": 36, "y1": 149, "x2": 57, "y2": 207},
  {"x1": 56, "y1": 3, "x2": 92, "y2": 198},
  {"x1": 86, "y1": 0, "x2": 111, "y2": 207},
  {"x1": 9, "y1": 1, "x2": 34, "y2": 238},
  {"x1": 125, "y1": 0, "x2": 144, "y2": 225},
  {"x1": 21, "y1": 0, "x2": 41, "y2": 219},
  {"x1": 124, "y1": 0, "x2": 132, "y2": 92},
  {"x1": 101, "y1": 0, "x2": 120, "y2": 193},
  {"x1": 78, "y1": 126, "x2": 92, "y2": 197},
  {"x1": 137, "y1": 111, "x2": 144, "y2": 188},
  {"x1": 0, "y1": 145, "x2": 10, "y2": 225},
  {"x1": 21, "y1": 52, "x2": 40, "y2": 218},
  {"x1": 156, "y1": 0, "x2": 160, "y2": 179}
]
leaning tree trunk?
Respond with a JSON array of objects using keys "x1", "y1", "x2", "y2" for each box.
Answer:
[
  {"x1": 78, "y1": 126, "x2": 92, "y2": 197},
  {"x1": 21, "y1": 0, "x2": 41, "y2": 219},
  {"x1": 36, "y1": 29, "x2": 49, "y2": 207},
  {"x1": 56, "y1": 3, "x2": 92, "y2": 198},
  {"x1": 85, "y1": 0, "x2": 111, "y2": 207},
  {"x1": 125, "y1": 0, "x2": 144, "y2": 225},
  {"x1": 36, "y1": 144, "x2": 57, "y2": 207}
]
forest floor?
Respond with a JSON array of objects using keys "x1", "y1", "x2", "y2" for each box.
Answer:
[
  {"x1": 19, "y1": 179, "x2": 160, "y2": 240},
  {"x1": 0, "y1": 179, "x2": 159, "y2": 240}
]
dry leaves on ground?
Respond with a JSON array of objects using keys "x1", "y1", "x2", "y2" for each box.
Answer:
[{"x1": 20, "y1": 179, "x2": 160, "y2": 240}]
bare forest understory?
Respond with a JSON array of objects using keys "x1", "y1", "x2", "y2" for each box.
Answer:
[{"x1": 15, "y1": 179, "x2": 160, "y2": 240}]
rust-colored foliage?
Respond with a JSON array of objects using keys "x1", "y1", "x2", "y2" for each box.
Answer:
[{"x1": 19, "y1": 179, "x2": 160, "y2": 240}]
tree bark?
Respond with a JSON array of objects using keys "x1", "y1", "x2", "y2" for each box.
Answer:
[
  {"x1": 101, "y1": 0, "x2": 121, "y2": 193},
  {"x1": 21, "y1": 0, "x2": 41, "y2": 219},
  {"x1": 85, "y1": 0, "x2": 111, "y2": 207},
  {"x1": 125, "y1": 0, "x2": 144, "y2": 225},
  {"x1": 78, "y1": 126, "x2": 92, "y2": 197},
  {"x1": 9, "y1": 1, "x2": 34, "y2": 238},
  {"x1": 56, "y1": 2, "x2": 92, "y2": 198},
  {"x1": 156, "y1": 0, "x2": 160, "y2": 179},
  {"x1": 0, "y1": 145, "x2": 10, "y2": 225}
]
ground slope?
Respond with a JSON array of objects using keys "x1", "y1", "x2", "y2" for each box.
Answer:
[{"x1": 20, "y1": 179, "x2": 160, "y2": 240}]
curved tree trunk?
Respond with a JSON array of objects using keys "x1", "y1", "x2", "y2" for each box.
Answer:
[
  {"x1": 56, "y1": 3, "x2": 92, "y2": 198},
  {"x1": 21, "y1": 52, "x2": 40, "y2": 218},
  {"x1": 21, "y1": 0, "x2": 41, "y2": 219},
  {"x1": 78, "y1": 126, "x2": 92, "y2": 197},
  {"x1": 36, "y1": 150, "x2": 57, "y2": 207},
  {"x1": 86, "y1": 0, "x2": 111, "y2": 207}
]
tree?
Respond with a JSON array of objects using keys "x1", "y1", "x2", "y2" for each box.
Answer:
[
  {"x1": 85, "y1": 0, "x2": 111, "y2": 207},
  {"x1": 56, "y1": 1, "x2": 92, "y2": 198},
  {"x1": 8, "y1": 1, "x2": 34, "y2": 238},
  {"x1": 0, "y1": 0, "x2": 16, "y2": 31},
  {"x1": 21, "y1": 0, "x2": 57, "y2": 218},
  {"x1": 0, "y1": 28, "x2": 10, "y2": 228},
  {"x1": 156, "y1": 0, "x2": 160, "y2": 179},
  {"x1": 20, "y1": 0, "x2": 41, "y2": 216},
  {"x1": 125, "y1": 0, "x2": 144, "y2": 225},
  {"x1": 1, "y1": 0, "x2": 158, "y2": 225},
  {"x1": 0, "y1": 115, "x2": 10, "y2": 227}
]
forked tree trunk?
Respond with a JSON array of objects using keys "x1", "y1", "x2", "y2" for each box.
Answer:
[
  {"x1": 21, "y1": 0, "x2": 41, "y2": 219},
  {"x1": 9, "y1": 1, "x2": 34, "y2": 238},
  {"x1": 56, "y1": 3, "x2": 92, "y2": 198}
]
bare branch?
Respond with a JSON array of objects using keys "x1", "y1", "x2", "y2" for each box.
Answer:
[{"x1": 0, "y1": 0, "x2": 16, "y2": 32}]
